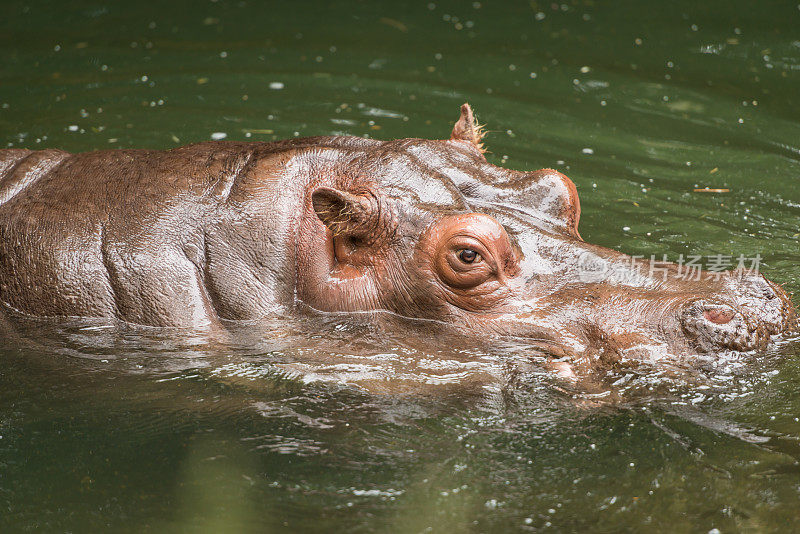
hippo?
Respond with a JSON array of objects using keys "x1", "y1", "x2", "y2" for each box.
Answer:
[{"x1": 0, "y1": 104, "x2": 795, "y2": 364}]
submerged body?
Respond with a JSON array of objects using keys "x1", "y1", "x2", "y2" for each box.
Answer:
[{"x1": 0, "y1": 105, "x2": 795, "y2": 362}]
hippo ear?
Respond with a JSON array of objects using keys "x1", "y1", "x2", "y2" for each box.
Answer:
[
  {"x1": 311, "y1": 187, "x2": 381, "y2": 239},
  {"x1": 450, "y1": 103, "x2": 486, "y2": 154}
]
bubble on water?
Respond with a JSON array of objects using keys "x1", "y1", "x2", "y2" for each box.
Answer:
[
  {"x1": 210, "y1": 132, "x2": 227, "y2": 140},
  {"x1": 369, "y1": 59, "x2": 387, "y2": 70},
  {"x1": 582, "y1": 148, "x2": 594, "y2": 155},
  {"x1": 269, "y1": 82, "x2": 285, "y2": 90}
]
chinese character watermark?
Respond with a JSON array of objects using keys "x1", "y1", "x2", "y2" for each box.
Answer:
[{"x1": 576, "y1": 252, "x2": 762, "y2": 283}]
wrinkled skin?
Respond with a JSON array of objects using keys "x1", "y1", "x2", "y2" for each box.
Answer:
[{"x1": 0, "y1": 104, "x2": 795, "y2": 367}]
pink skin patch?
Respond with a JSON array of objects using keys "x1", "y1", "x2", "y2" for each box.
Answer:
[
  {"x1": 704, "y1": 307, "x2": 736, "y2": 325},
  {"x1": 549, "y1": 360, "x2": 577, "y2": 381}
]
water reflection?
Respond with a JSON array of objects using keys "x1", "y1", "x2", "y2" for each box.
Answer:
[{"x1": 1, "y1": 302, "x2": 799, "y2": 531}]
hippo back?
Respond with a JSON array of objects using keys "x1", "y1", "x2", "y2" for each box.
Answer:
[{"x1": 0, "y1": 144, "x2": 304, "y2": 325}]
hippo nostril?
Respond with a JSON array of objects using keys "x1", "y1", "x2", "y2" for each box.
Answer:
[
  {"x1": 727, "y1": 272, "x2": 796, "y2": 335},
  {"x1": 680, "y1": 300, "x2": 764, "y2": 352},
  {"x1": 703, "y1": 307, "x2": 736, "y2": 325}
]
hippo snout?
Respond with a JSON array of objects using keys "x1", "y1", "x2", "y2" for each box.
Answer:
[
  {"x1": 680, "y1": 300, "x2": 764, "y2": 352},
  {"x1": 681, "y1": 273, "x2": 797, "y2": 353}
]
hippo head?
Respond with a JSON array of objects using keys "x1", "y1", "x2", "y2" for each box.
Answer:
[{"x1": 295, "y1": 104, "x2": 797, "y2": 362}]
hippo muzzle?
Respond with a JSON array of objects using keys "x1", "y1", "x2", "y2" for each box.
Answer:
[
  {"x1": 679, "y1": 273, "x2": 796, "y2": 352},
  {"x1": 498, "y1": 228, "x2": 797, "y2": 358}
]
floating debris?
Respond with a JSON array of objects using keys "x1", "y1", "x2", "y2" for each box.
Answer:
[{"x1": 379, "y1": 17, "x2": 407, "y2": 32}]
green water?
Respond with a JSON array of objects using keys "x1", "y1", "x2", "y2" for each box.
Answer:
[{"x1": 2, "y1": 0, "x2": 800, "y2": 531}]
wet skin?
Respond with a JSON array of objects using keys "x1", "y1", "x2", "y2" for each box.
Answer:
[{"x1": 0, "y1": 104, "x2": 795, "y2": 364}]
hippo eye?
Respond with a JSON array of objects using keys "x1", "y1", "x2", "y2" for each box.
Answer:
[{"x1": 458, "y1": 249, "x2": 481, "y2": 264}]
